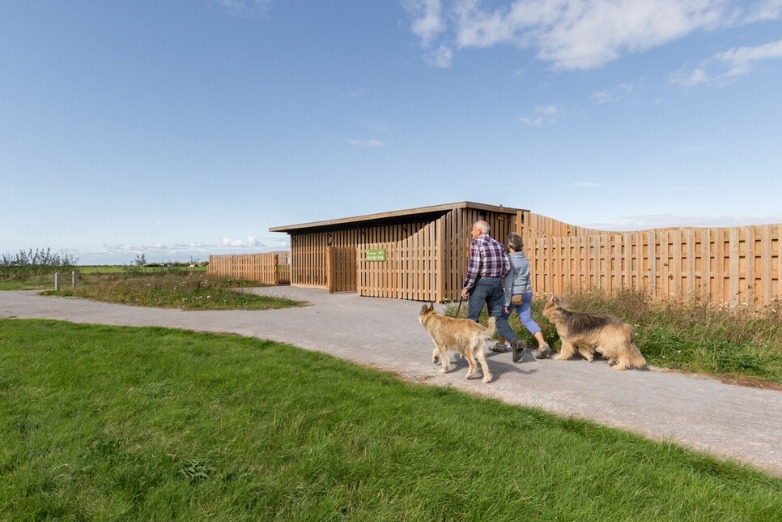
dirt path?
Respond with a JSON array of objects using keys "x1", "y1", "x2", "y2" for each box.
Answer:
[{"x1": 2, "y1": 287, "x2": 781, "y2": 477}]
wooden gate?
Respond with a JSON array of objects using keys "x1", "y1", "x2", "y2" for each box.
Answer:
[{"x1": 326, "y1": 246, "x2": 357, "y2": 293}]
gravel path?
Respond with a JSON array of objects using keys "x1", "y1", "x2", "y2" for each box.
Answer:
[{"x1": 2, "y1": 287, "x2": 781, "y2": 477}]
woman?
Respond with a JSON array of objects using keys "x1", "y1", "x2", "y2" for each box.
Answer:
[{"x1": 490, "y1": 231, "x2": 552, "y2": 362}]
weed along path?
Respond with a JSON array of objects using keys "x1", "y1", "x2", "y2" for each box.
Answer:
[{"x1": 2, "y1": 287, "x2": 782, "y2": 477}]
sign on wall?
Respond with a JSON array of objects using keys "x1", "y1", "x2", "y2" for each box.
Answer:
[{"x1": 365, "y1": 248, "x2": 387, "y2": 262}]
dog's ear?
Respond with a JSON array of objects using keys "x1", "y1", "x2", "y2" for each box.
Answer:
[{"x1": 421, "y1": 303, "x2": 436, "y2": 314}]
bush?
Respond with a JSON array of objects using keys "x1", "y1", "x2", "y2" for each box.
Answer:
[{"x1": 0, "y1": 248, "x2": 78, "y2": 279}]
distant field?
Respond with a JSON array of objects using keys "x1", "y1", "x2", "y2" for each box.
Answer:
[{"x1": 77, "y1": 264, "x2": 208, "y2": 275}]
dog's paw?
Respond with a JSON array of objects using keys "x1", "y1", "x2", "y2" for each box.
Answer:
[
  {"x1": 482, "y1": 375, "x2": 493, "y2": 384},
  {"x1": 432, "y1": 354, "x2": 440, "y2": 364}
]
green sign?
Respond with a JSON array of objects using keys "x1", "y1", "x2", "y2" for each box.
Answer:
[{"x1": 365, "y1": 248, "x2": 387, "y2": 262}]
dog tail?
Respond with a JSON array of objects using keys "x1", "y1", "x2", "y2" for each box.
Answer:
[
  {"x1": 625, "y1": 324, "x2": 648, "y2": 369},
  {"x1": 483, "y1": 316, "x2": 497, "y2": 338}
]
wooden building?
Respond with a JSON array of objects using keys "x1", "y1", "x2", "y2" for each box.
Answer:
[{"x1": 269, "y1": 202, "x2": 526, "y2": 302}]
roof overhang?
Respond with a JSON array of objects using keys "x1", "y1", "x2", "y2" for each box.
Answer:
[{"x1": 269, "y1": 201, "x2": 526, "y2": 234}]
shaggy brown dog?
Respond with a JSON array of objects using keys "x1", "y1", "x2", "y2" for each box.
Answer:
[
  {"x1": 418, "y1": 303, "x2": 496, "y2": 383},
  {"x1": 542, "y1": 295, "x2": 647, "y2": 370}
]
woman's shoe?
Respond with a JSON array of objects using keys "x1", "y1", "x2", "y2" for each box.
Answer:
[{"x1": 534, "y1": 344, "x2": 552, "y2": 359}]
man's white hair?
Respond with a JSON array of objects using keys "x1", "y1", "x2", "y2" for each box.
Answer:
[{"x1": 475, "y1": 220, "x2": 490, "y2": 234}]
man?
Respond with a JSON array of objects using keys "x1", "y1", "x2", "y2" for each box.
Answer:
[{"x1": 460, "y1": 220, "x2": 527, "y2": 362}]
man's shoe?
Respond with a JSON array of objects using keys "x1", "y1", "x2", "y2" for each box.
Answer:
[
  {"x1": 490, "y1": 342, "x2": 508, "y2": 353},
  {"x1": 511, "y1": 340, "x2": 527, "y2": 363},
  {"x1": 534, "y1": 344, "x2": 552, "y2": 359}
]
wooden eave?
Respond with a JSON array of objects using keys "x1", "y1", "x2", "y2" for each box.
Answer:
[{"x1": 269, "y1": 201, "x2": 525, "y2": 234}]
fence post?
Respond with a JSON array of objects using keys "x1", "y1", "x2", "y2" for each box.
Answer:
[
  {"x1": 72, "y1": 271, "x2": 77, "y2": 288},
  {"x1": 54, "y1": 272, "x2": 60, "y2": 291}
]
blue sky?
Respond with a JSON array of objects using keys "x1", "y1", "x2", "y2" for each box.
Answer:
[{"x1": 2, "y1": 1, "x2": 781, "y2": 265}]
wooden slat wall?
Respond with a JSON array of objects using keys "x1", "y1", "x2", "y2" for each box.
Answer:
[
  {"x1": 440, "y1": 208, "x2": 517, "y2": 302},
  {"x1": 358, "y1": 219, "x2": 441, "y2": 301},
  {"x1": 207, "y1": 252, "x2": 290, "y2": 285},
  {"x1": 356, "y1": 210, "x2": 519, "y2": 302},
  {"x1": 289, "y1": 230, "x2": 359, "y2": 288},
  {"x1": 523, "y1": 213, "x2": 782, "y2": 309}
]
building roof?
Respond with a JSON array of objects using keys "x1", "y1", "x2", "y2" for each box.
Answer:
[{"x1": 269, "y1": 201, "x2": 526, "y2": 234}]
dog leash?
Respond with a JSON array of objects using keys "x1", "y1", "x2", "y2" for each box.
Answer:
[{"x1": 456, "y1": 296, "x2": 463, "y2": 317}]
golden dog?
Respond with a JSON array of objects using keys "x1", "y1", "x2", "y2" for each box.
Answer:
[
  {"x1": 418, "y1": 303, "x2": 496, "y2": 383},
  {"x1": 542, "y1": 295, "x2": 647, "y2": 370}
]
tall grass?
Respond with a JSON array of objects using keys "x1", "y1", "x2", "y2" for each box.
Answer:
[
  {"x1": 1, "y1": 319, "x2": 780, "y2": 520},
  {"x1": 46, "y1": 272, "x2": 301, "y2": 311},
  {"x1": 447, "y1": 288, "x2": 782, "y2": 388},
  {"x1": 548, "y1": 289, "x2": 782, "y2": 386}
]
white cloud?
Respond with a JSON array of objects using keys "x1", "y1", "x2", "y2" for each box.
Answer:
[
  {"x1": 583, "y1": 212, "x2": 782, "y2": 231},
  {"x1": 571, "y1": 181, "x2": 605, "y2": 188},
  {"x1": 671, "y1": 38, "x2": 782, "y2": 86},
  {"x1": 344, "y1": 88, "x2": 371, "y2": 99},
  {"x1": 521, "y1": 116, "x2": 546, "y2": 127},
  {"x1": 70, "y1": 234, "x2": 291, "y2": 265},
  {"x1": 405, "y1": 0, "x2": 782, "y2": 71},
  {"x1": 424, "y1": 44, "x2": 454, "y2": 68},
  {"x1": 216, "y1": 0, "x2": 271, "y2": 17},
  {"x1": 521, "y1": 104, "x2": 562, "y2": 126},
  {"x1": 591, "y1": 89, "x2": 615, "y2": 104},
  {"x1": 669, "y1": 66, "x2": 710, "y2": 87},
  {"x1": 743, "y1": 0, "x2": 782, "y2": 23},
  {"x1": 591, "y1": 81, "x2": 638, "y2": 104},
  {"x1": 220, "y1": 237, "x2": 267, "y2": 248},
  {"x1": 406, "y1": 0, "x2": 446, "y2": 45},
  {"x1": 716, "y1": 38, "x2": 782, "y2": 77},
  {"x1": 347, "y1": 139, "x2": 386, "y2": 148}
]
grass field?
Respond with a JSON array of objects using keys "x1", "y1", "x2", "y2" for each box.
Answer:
[
  {"x1": 2, "y1": 267, "x2": 781, "y2": 387},
  {"x1": 1, "y1": 319, "x2": 781, "y2": 521}
]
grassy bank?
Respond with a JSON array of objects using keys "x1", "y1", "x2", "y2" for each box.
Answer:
[
  {"x1": 1, "y1": 319, "x2": 780, "y2": 520},
  {"x1": 44, "y1": 272, "x2": 302, "y2": 311},
  {"x1": 490, "y1": 289, "x2": 782, "y2": 389}
]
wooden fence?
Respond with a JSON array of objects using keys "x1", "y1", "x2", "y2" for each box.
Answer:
[
  {"x1": 522, "y1": 213, "x2": 782, "y2": 310},
  {"x1": 207, "y1": 252, "x2": 290, "y2": 285},
  {"x1": 206, "y1": 213, "x2": 781, "y2": 310}
]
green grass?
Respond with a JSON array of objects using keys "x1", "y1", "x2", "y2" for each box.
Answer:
[
  {"x1": 0, "y1": 274, "x2": 55, "y2": 291},
  {"x1": 1, "y1": 319, "x2": 780, "y2": 521},
  {"x1": 42, "y1": 272, "x2": 302, "y2": 311}
]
